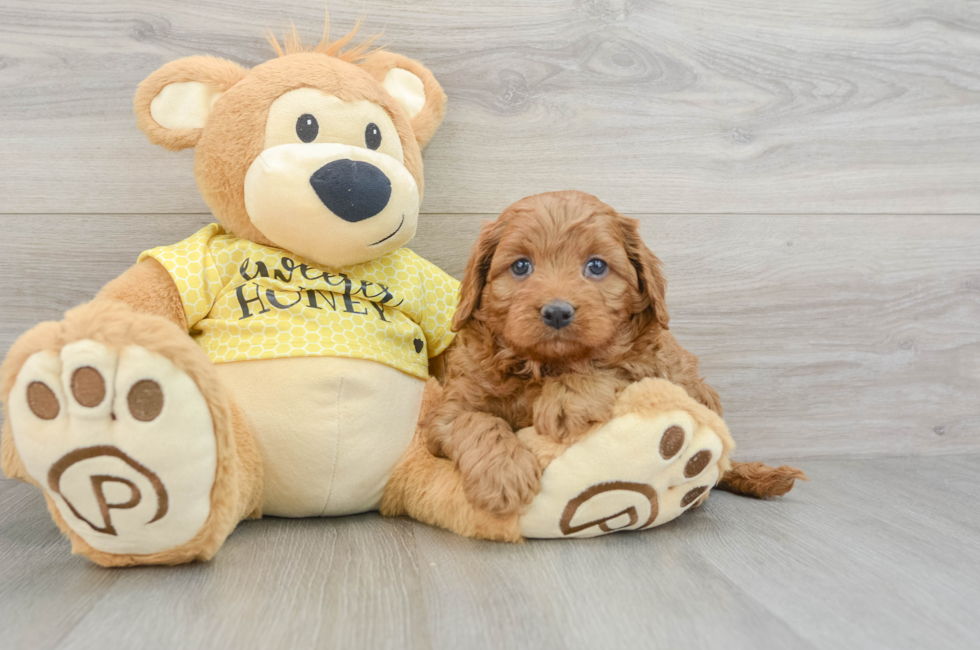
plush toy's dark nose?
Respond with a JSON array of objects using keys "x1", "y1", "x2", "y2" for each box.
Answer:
[
  {"x1": 541, "y1": 300, "x2": 575, "y2": 330},
  {"x1": 309, "y1": 160, "x2": 392, "y2": 222}
]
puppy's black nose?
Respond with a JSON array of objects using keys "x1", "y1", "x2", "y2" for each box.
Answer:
[
  {"x1": 309, "y1": 160, "x2": 391, "y2": 222},
  {"x1": 541, "y1": 300, "x2": 575, "y2": 330}
]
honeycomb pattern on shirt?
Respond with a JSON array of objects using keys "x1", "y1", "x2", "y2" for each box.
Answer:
[{"x1": 138, "y1": 224, "x2": 458, "y2": 380}]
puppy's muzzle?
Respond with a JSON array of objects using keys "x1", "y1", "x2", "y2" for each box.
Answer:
[
  {"x1": 310, "y1": 159, "x2": 392, "y2": 222},
  {"x1": 541, "y1": 300, "x2": 575, "y2": 330}
]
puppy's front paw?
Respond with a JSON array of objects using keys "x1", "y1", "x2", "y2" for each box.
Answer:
[
  {"x1": 534, "y1": 375, "x2": 618, "y2": 444},
  {"x1": 458, "y1": 441, "x2": 542, "y2": 516}
]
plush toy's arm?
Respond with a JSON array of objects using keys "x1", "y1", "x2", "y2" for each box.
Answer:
[
  {"x1": 95, "y1": 258, "x2": 188, "y2": 330},
  {"x1": 427, "y1": 350, "x2": 449, "y2": 383}
]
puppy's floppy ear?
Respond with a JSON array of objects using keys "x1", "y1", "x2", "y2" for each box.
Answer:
[
  {"x1": 134, "y1": 56, "x2": 248, "y2": 151},
  {"x1": 452, "y1": 218, "x2": 506, "y2": 332},
  {"x1": 360, "y1": 51, "x2": 447, "y2": 148},
  {"x1": 618, "y1": 214, "x2": 670, "y2": 330}
]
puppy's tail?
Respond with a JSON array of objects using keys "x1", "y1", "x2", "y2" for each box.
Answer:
[{"x1": 715, "y1": 460, "x2": 808, "y2": 499}]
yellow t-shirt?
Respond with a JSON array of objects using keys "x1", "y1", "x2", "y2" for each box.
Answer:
[{"x1": 139, "y1": 224, "x2": 458, "y2": 380}]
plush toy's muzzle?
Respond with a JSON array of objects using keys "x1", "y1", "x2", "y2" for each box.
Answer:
[{"x1": 244, "y1": 141, "x2": 419, "y2": 267}]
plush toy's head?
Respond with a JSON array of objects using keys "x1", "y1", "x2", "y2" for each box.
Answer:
[{"x1": 134, "y1": 26, "x2": 446, "y2": 268}]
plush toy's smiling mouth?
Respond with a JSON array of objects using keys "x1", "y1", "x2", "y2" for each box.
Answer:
[
  {"x1": 370, "y1": 213, "x2": 405, "y2": 246},
  {"x1": 244, "y1": 142, "x2": 420, "y2": 267}
]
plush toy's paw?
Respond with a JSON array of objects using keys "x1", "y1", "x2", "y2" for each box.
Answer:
[
  {"x1": 6, "y1": 340, "x2": 218, "y2": 556},
  {"x1": 517, "y1": 378, "x2": 734, "y2": 539}
]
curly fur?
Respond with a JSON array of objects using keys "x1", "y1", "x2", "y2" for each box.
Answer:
[
  {"x1": 716, "y1": 461, "x2": 808, "y2": 498},
  {"x1": 425, "y1": 191, "x2": 804, "y2": 514}
]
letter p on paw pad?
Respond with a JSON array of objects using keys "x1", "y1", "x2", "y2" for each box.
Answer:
[{"x1": 7, "y1": 341, "x2": 218, "y2": 555}]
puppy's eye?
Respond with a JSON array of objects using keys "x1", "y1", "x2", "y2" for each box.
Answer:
[
  {"x1": 365, "y1": 123, "x2": 382, "y2": 150},
  {"x1": 296, "y1": 114, "x2": 319, "y2": 143},
  {"x1": 511, "y1": 258, "x2": 533, "y2": 278},
  {"x1": 585, "y1": 257, "x2": 609, "y2": 279}
]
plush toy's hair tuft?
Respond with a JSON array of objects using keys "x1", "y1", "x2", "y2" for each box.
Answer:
[{"x1": 267, "y1": 13, "x2": 384, "y2": 62}]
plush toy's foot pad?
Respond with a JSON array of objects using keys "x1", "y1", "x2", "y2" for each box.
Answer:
[
  {"x1": 7, "y1": 340, "x2": 217, "y2": 555},
  {"x1": 518, "y1": 379, "x2": 730, "y2": 539}
]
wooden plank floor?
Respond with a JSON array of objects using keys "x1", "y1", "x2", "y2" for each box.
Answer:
[
  {"x1": 1, "y1": 1, "x2": 978, "y2": 458},
  {"x1": 1, "y1": 1, "x2": 979, "y2": 648},
  {"x1": 1, "y1": 455, "x2": 977, "y2": 650},
  {"x1": 1, "y1": 0, "x2": 980, "y2": 215}
]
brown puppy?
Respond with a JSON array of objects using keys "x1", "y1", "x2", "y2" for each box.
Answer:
[{"x1": 425, "y1": 190, "x2": 805, "y2": 515}]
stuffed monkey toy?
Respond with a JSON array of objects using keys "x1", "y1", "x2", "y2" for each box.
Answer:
[{"x1": 0, "y1": 27, "x2": 741, "y2": 566}]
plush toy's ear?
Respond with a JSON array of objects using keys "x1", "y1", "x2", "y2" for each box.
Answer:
[
  {"x1": 360, "y1": 51, "x2": 447, "y2": 149},
  {"x1": 134, "y1": 56, "x2": 248, "y2": 151}
]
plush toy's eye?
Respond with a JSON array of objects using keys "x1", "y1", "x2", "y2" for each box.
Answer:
[
  {"x1": 296, "y1": 114, "x2": 319, "y2": 143},
  {"x1": 365, "y1": 123, "x2": 382, "y2": 150},
  {"x1": 585, "y1": 257, "x2": 609, "y2": 279},
  {"x1": 511, "y1": 258, "x2": 533, "y2": 277}
]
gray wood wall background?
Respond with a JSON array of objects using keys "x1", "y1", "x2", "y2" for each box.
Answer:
[{"x1": 1, "y1": 0, "x2": 978, "y2": 461}]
